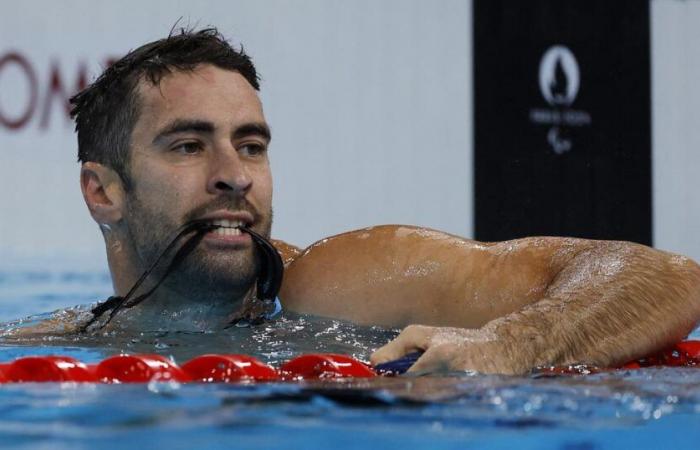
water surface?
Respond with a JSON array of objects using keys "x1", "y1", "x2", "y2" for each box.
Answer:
[{"x1": 1, "y1": 267, "x2": 699, "y2": 449}]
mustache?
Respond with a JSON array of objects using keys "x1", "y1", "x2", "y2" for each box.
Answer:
[{"x1": 183, "y1": 197, "x2": 261, "y2": 225}]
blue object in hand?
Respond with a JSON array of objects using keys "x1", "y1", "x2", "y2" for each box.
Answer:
[{"x1": 374, "y1": 351, "x2": 424, "y2": 375}]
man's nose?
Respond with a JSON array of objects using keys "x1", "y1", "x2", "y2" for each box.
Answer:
[{"x1": 206, "y1": 147, "x2": 252, "y2": 195}]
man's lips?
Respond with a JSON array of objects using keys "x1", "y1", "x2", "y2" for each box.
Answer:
[{"x1": 197, "y1": 210, "x2": 255, "y2": 226}]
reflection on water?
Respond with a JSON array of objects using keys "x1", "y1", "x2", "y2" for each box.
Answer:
[{"x1": 1, "y1": 268, "x2": 700, "y2": 449}]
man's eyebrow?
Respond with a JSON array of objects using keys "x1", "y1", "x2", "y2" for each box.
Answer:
[
  {"x1": 152, "y1": 120, "x2": 271, "y2": 144},
  {"x1": 152, "y1": 119, "x2": 215, "y2": 144},
  {"x1": 233, "y1": 122, "x2": 272, "y2": 142}
]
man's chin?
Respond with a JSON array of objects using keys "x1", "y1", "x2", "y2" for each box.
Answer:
[{"x1": 165, "y1": 248, "x2": 258, "y2": 297}]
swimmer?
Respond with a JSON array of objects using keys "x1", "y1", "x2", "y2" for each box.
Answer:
[{"x1": 9, "y1": 28, "x2": 700, "y2": 375}]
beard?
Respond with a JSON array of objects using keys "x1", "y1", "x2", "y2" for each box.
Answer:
[{"x1": 123, "y1": 191, "x2": 273, "y2": 303}]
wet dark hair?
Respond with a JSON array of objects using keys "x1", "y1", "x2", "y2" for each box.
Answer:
[{"x1": 70, "y1": 28, "x2": 260, "y2": 189}]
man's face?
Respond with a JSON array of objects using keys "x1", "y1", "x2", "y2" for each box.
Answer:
[{"x1": 123, "y1": 64, "x2": 273, "y2": 299}]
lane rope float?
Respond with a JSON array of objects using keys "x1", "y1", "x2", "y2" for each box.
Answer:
[
  {"x1": 0, "y1": 353, "x2": 375, "y2": 383},
  {"x1": 0, "y1": 340, "x2": 697, "y2": 383}
]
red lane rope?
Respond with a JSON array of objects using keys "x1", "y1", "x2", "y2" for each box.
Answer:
[
  {"x1": 0, "y1": 353, "x2": 377, "y2": 383},
  {"x1": 0, "y1": 341, "x2": 697, "y2": 383},
  {"x1": 535, "y1": 340, "x2": 700, "y2": 375}
]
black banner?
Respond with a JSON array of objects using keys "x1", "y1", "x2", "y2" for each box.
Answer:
[{"x1": 473, "y1": 0, "x2": 652, "y2": 245}]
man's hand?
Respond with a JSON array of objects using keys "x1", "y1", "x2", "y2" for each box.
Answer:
[{"x1": 370, "y1": 324, "x2": 530, "y2": 375}]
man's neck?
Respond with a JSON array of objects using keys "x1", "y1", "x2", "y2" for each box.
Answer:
[
  {"x1": 103, "y1": 235, "x2": 255, "y2": 331},
  {"x1": 126, "y1": 286, "x2": 252, "y2": 330}
]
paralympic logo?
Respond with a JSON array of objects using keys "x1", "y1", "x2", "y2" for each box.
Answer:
[
  {"x1": 539, "y1": 45, "x2": 580, "y2": 107},
  {"x1": 529, "y1": 44, "x2": 591, "y2": 155}
]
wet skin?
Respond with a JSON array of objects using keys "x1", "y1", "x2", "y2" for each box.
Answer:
[
  {"x1": 13, "y1": 64, "x2": 700, "y2": 375},
  {"x1": 281, "y1": 226, "x2": 700, "y2": 373}
]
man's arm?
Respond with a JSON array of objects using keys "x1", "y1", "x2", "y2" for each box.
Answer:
[
  {"x1": 372, "y1": 240, "x2": 700, "y2": 374},
  {"x1": 280, "y1": 225, "x2": 700, "y2": 374}
]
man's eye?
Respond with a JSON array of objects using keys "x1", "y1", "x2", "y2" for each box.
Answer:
[
  {"x1": 172, "y1": 142, "x2": 203, "y2": 155},
  {"x1": 239, "y1": 143, "x2": 267, "y2": 157}
]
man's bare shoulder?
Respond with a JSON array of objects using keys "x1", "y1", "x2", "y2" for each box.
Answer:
[
  {"x1": 276, "y1": 225, "x2": 678, "y2": 327},
  {"x1": 1, "y1": 308, "x2": 87, "y2": 338},
  {"x1": 277, "y1": 224, "x2": 503, "y2": 325},
  {"x1": 271, "y1": 239, "x2": 302, "y2": 266}
]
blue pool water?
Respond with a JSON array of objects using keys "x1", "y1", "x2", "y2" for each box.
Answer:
[{"x1": 1, "y1": 268, "x2": 700, "y2": 449}]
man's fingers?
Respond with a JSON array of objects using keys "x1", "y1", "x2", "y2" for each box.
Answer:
[
  {"x1": 406, "y1": 340, "x2": 520, "y2": 375},
  {"x1": 406, "y1": 344, "x2": 455, "y2": 374},
  {"x1": 370, "y1": 325, "x2": 434, "y2": 366}
]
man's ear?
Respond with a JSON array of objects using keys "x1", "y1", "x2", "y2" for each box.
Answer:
[{"x1": 80, "y1": 162, "x2": 127, "y2": 225}]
